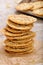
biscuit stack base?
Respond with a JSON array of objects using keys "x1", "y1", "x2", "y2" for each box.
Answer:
[{"x1": 3, "y1": 14, "x2": 36, "y2": 54}]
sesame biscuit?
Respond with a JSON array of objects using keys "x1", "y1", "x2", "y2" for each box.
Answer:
[
  {"x1": 4, "y1": 39, "x2": 33, "y2": 48},
  {"x1": 3, "y1": 29, "x2": 32, "y2": 37},
  {"x1": 5, "y1": 38, "x2": 32, "y2": 44},
  {"x1": 32, "y1": 1, "x2": 43, "y2": 10},
  {"x1": 5, "y1": 49, "x2": 33, "y2": 54},
  {"x1": 5, "y1": 25, "x2": 33, "y2": 33},
  {"x1": 7, "y1": 20, "x2": 33, "y2": 31},
  {"x1": 4, "y1": 46, "x2": 33, "y2": 53},
  {"x1": 16, "y1": 3, "x2": 33, "y2": 11},
  {"x1": 5, "y1": 32, "x2": 35, "y2": 40},
  {"x1": 8, "y1": 14, "x2": 37, "y2": 25},
  {"x1": 32, "y1": 8, "x2": 43, "y2": 16}
]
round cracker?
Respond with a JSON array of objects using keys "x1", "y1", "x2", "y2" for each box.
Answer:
[
  {"x1": 3, "y1": 29, "x2": 32, "y2": 37},
  {"x1": 32, "y1": 8, "x2": 43, "y2": 16},
  {"x1": 32, "y1": 1, "x2": 43, "y2": 10},
  {"x1": 16, "y1": 3, "x2": 33, "y2": 11},
  {"x1": 5, "y1": 25, "x2": 33, "y2": 33},
  {"x1": 4, "y1": 39, "x2": 33, "y2": 48},
  {"x1": 4, "y1": 46, "x2": 33, "y2": 53},
  {"x1": 5, "y1": 38, "x2": 32, "y2": 44},
  {"x1": 5, "y1": 49, "x2": 33, "y2": 54},
  {"x1": 8, "y1": 14, "x2": 37, "y2": 25},
  {"x1": 6, "y1": 32, "x2": 35, "y2": 40},
  {"x1": 7, "y1": 20, "x2": 33, "y2": 30}
]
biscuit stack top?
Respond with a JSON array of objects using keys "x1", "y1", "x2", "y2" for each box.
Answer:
[
  {"x1": 8, "y1": 14, "x2": 36, "y2": 25},
  {"x1": 3, "y1": 14, "x2": 37, "y2": 54}
]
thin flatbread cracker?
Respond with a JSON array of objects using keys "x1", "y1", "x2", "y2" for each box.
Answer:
[
  {"x1": 4, "y1": 39, "x2": 33, "y2": 48},
  {"x1": 4, "y1": 46, "x2": 33, "y2": 52},
  {"x1": 8, "y1": 14, "x2": 37, "y2": 25},
  {"x1": 32, "y1": 8, "x2": 43, "y2": 16},
  {"x1": 16, "y1": 3, "x2": 33, "y2": 11},
  {"x1": 6, "y1": 32, "x2": 35, "y2": 40},
  {"x1": 32, "y1": 1, "x2": 43, "y2": 10}
]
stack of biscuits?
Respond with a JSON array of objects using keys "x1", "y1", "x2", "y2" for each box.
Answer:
[{"x1": 3, "y1": 14, "x2": 37, "y2": 54}]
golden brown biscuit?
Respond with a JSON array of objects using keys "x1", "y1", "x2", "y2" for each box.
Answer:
[
  {"x1": 5, "y1": 49, "x2": 33, "y2": 54},
  {"x1": 4, "y1": 39, "x2": 33, "y2": 48},
  {"x1": 16, "y1": 3, "x2": 33, "y2": 11},
  {"x1": 5, "y1": 31, "x2": 35, "y2": 40},
  {"x1": 4, "y1": 45, "x2": 33, "y2": 53},
  {"x1": 8, "y1": 14, "x2": 37, "y2": 25},
  {"x1": 32, "y1": 8, "x2": 43, "y2": 16},
  {"x1": 32, "y1": 1, "x2": 43, "y2": 10},
  {"x1": 5, "y1": 25, "x2": 33, "y2": 33},
  {"x1": 5, "y1": 38, "x2": 32, "y2": 44},
  {"x1": 3, "y1": 29, "x2": 33, "y2": 37},
  {"x1": 7, "y1": 20, "x2": 33, "y2": 31}
]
